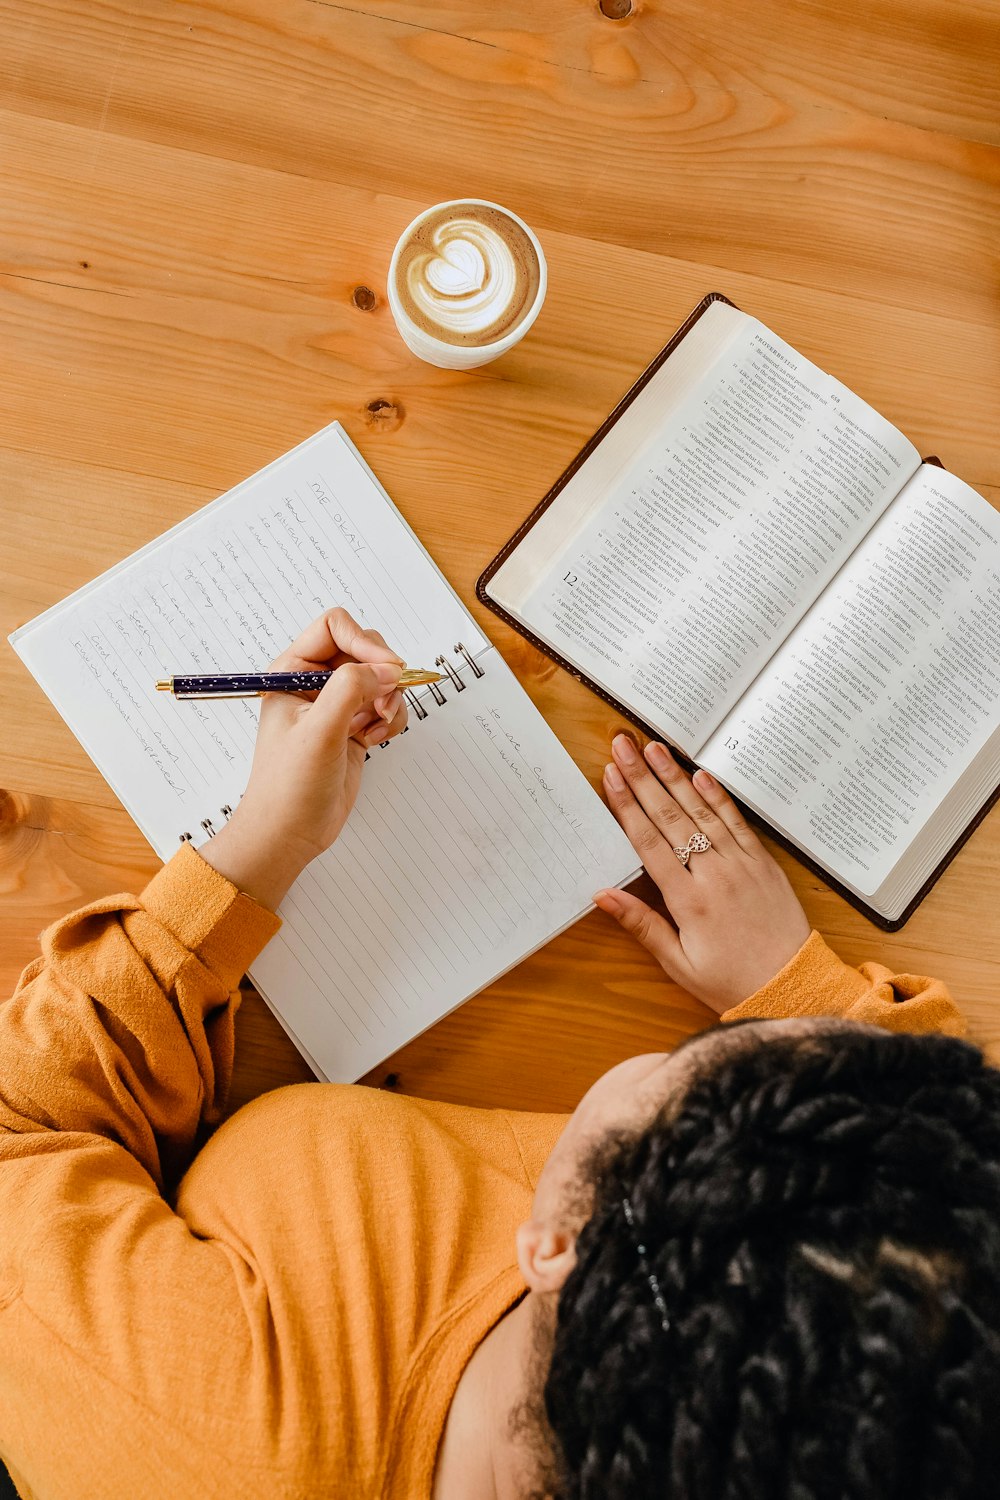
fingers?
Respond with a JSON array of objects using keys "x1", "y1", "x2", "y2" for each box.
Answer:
[
  {"x1": 325, "y1": 608, "x2": 405, "y2": 671},
  {"x1": 611, "y1": 734, "x2": 713, "y2": 857},
  {"x1": 593, "y1": 887, "x2": 687, "y2": 981},
  {"x1": 312, "y1": 660, "x2": 403, "y2": 737},
  {"x1": 689, "y1": 766, "x2": 765, "y2": 859},
  {"x1": 352, "y1": 690, "x2": 408, "y2": 748},
  {"x1": 270, "y1": 609, "x2": 405, "y2": 720},
  {"x1": 602, "y1": 759, "x2": 693, "y2": 906},
  {"x1": 273, "y1": 607, "x2": 405, "y2": 671},
  {"x1": 641, "y1": 742, "x2": 740, "y2": 858}
]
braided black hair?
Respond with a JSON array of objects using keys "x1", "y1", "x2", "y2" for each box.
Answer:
[{"x1": 540, "y1": 1025, "x2": 1000, "y2": 1499}]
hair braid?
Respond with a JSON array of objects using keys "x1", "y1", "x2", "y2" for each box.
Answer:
[{"x1": 540, "y1": 1028, "x2": 1000, "y2": 1500}]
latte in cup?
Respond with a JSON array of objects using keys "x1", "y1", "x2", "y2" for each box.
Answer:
[{"x1": 387, "y1": 199, "x2": 547, "y2": 370}]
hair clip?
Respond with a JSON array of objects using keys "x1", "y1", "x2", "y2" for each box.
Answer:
[{"x1": 622, "y1": 1195, "x2": 670, "y2": 1331}]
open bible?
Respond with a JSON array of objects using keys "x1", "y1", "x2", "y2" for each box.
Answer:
[{"x1": 480, "y1": 294, "x2": 1000, "y2": 928}]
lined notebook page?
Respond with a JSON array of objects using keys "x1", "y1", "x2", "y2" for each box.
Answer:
[
  {"x1": 11, "y1": 423, "x2": 640, "y2": 1079},
  {"x1": 250, "y1": 653, "x2": 638, "y2": 1081},
  {"x1": 10, "y1": 424, "x2": 487, "y2": 856}
]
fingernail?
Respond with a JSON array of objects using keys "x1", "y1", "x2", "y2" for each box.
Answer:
[
  {"x1": 694, "y1": 768, "x2": 714, "y2": 790},
  {"x1": 594, "y1": 889, "x2": 623, "y2": 916},
  {"x1": 374, "y1": 689, "x2": 403, "y2": 719},
  {"x1": 373, "y1": 662, "x2": 403, "y2": 687},
  {"x1": 363, "y1": 721, "x2": 389, "y2": 746},
  {"x1": 612, "y1": 733, "x2": 637, "y2": 765},
  {"x1": 645, "y1": 742, "x2": 671, "y2": 770},
  {"x1": 604, "y1": 762, "x2": 626, "y2": 792}
]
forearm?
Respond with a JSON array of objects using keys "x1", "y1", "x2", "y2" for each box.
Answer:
[{"x1": 721, "y1": 930, "x2": 966, "y2": 1037}]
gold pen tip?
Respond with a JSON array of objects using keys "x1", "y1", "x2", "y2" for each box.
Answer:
[{"x1": 155, "y1": 679, "x2": 173, "y2": 691}]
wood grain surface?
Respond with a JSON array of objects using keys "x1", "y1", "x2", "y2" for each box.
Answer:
[{"x1": 2, "y1": 0, "x2": 999, "y2": 1114}]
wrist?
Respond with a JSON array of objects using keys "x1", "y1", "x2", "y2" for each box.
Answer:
[{"x1": 197, "y1": 812, "x2": 311, "y2": 911}]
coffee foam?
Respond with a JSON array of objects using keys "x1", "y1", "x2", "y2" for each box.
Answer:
[{"x1": 393, "y1": 205, "x2": 540, "y2": 348}]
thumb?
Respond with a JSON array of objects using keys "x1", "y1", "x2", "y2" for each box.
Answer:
[
  {"x1": 311, "y1": 661, "x2": 402, "y2": 737},
  {"x1": 594, "y1": 888, "x2": 686, "y2": 980}
]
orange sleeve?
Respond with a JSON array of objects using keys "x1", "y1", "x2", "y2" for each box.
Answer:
[
  {"x1": 1, "y1": 842, "x2": 281, "y2": 1187},
  {"x1": 720, "y1": 929, "x2": 966, "y2": 1036},
  {"x1": 0, "y1": 847, "x2": 283, "y2": 1494}
]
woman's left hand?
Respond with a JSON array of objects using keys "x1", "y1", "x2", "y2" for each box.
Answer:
[
  {"x1": 199, "y1": 608, "x2": 408, "y2": 909},
  {"x1": 595, "y1": 734, "x2": 811, "y2": 1012}
]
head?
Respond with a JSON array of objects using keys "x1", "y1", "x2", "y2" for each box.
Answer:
[{"x1": 515, "y1": 1019, "x2": 1000, "y2": 1499}]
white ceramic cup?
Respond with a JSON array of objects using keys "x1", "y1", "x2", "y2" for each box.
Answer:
[{"x1": 386, "y1": 198, "x2": 547, "y2": 370}]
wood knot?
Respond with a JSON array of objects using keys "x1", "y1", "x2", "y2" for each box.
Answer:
[
  {"x1": 79, "y1": 260, "x2": 90, "y2": 270},
  {"x1": 382, "y1": 1072, "x2": 401, "y2": 1090},
  {"x1": 364, "y1": 397, "x2": 404, "y2": 432},
  {"x1": 0, "y1": 789, "x2": 45, "y2": 859},
  {"x1": 599, "y1": 0, "x2": 633, "y2": 16},
  {"x1": 352, "y1": 285, "x2": 377, "y2": 311},
  {"x1": 0, "y1": 789, "x2": 17, "y2": 830}
]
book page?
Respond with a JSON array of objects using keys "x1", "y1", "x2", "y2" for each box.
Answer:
[
  {"x1": 246, "y1": 652, "x2": 640, "y2": 1082},
  {"x1": 701, "y1": 467, "x2": 1000, "y2": 895},
  {"x1": 502, "y1": 313, "x2": 919, "y2": 755},
  {"x1": 10, "y1": 425, "x2": 488, "y2": 856}
]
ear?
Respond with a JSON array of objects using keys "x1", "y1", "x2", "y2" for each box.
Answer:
[{"x1": 517, "y1": 1218, "x2": 578, "y2": 1294}]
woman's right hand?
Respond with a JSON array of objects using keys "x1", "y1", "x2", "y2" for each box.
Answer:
[
  {"x1": 200, "y1": 607, "x2": 407, "y2": 910},
  {"x1": 594, "y1": 735, "x2": 811, "y2": 1013}
]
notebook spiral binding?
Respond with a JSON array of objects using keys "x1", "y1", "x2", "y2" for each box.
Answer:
[{"x1": 177, "y1": 643, "x2": 485, "y2": 844}]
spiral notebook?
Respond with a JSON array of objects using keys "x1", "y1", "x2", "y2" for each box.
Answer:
[{"x1": 10, "y1": 424, "x2": 641, "y2": 1082}]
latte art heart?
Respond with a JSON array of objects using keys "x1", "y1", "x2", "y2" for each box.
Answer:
[
  {"x1": 406, "y1": 219, "x2": 517, "y2": 340},
  {"x1": 394, "y1": 206, "x2": 541, "y2": 348},
  {"x1": 425, "y1": 238, "x2": 487, "y2": 297}
]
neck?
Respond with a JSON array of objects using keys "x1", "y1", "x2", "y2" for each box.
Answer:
[{"x1": 433, "y1": 1292, "x2": 545, "y2": 1500}]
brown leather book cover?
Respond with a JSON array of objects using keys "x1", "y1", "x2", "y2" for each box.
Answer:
[{"x1": 477, "y1": 293, "x2": 1000, "y2": 931}]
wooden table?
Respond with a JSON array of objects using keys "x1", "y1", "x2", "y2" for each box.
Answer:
[{"x1": 2, "y1": 1, "x2": 999, "y2": 1115}]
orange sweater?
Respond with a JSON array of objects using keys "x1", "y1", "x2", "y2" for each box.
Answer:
[{"x1": 0, "y1": 846, "x2": 965, "y2": 1499}]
